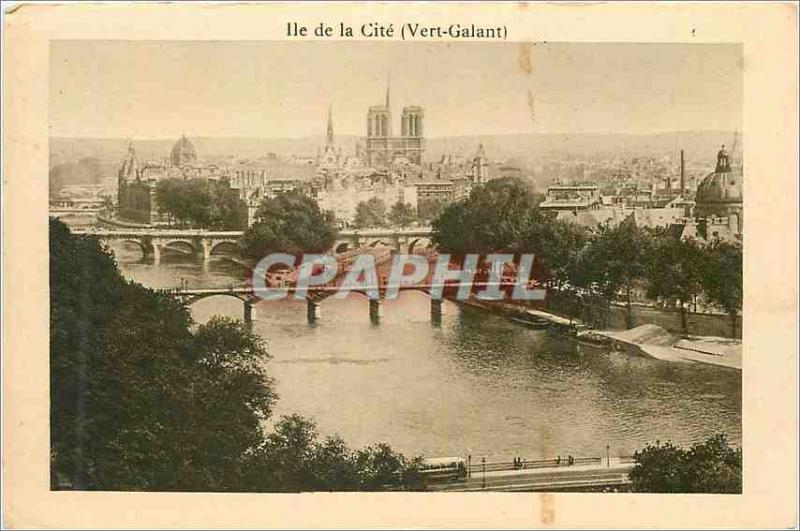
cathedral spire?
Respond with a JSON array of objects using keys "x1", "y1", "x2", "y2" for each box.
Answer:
[
  {"x1": 326, "y1": 104, "x2": 334, "y2": 146},
  {"x1": 385, "y1": 71, "x2": 391, "y2": 108}
]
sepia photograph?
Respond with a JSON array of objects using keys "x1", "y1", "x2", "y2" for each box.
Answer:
[
  {"x1": 2, "y1": 2, "x2": 798, "y2": 528},
  {"x1": 48, "y1": 40, "x2": 744, "y2": 493}
]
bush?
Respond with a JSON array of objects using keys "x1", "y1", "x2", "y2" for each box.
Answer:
[{"x1": 629, "y1": 434, "x2": 742, "y2": 493}]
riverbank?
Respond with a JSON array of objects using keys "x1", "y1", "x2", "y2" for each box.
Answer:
[
  {"x1": 454, "y1": 297, "x2": 742, "y2": 371},
  {"x1": 455, "y1": 298, "x2": 589, "y2": 334},
  {"x1": 581, "y1": 326, "x2": 741, "y2": 370}
]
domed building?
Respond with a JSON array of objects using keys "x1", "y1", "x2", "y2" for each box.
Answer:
[
  {"x1": 681, "y1": 145, "x2": 743, "y2": 243},
  {"x1": 170, "y1": 134, "x2": 198, "y2": 166}
]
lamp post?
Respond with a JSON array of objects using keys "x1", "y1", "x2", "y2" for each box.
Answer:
[
  {"x1": 606, "y1": 444, "x2": 610, "y2": 468},
  {"x1": 482, "y1": 457, "x2": 486, "y2": 489}
]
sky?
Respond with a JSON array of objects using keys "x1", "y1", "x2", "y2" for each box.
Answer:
[{"x1": 49, "y1": 41, "x2": 742, "y2": 139}]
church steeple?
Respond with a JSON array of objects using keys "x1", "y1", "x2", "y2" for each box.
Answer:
[
  {"x1": 385, "y1": 71, "x2": 391, "y2": 108},
  {"x1": 326, "y1": 104, "x2": 334, "y2": 147}
]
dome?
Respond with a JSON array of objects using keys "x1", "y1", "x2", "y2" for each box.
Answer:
[
  {"x1": 695, "y1": 169, "x2": 742, "y2": 207},
  {"x1": 694, "y1": 145, "x2": 742, "y2": 218},
  {"x1": 171, "y1": 134, "x2": 197, "y2": 166}
]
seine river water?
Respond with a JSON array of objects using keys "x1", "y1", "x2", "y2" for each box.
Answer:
[{"x1": 113, "y1": 244, "x2": 741, "y2": 461}]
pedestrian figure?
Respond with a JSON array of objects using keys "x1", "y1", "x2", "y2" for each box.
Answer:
[{"x1": 556, "y1": 455, "x2": 561, "y2": 466}]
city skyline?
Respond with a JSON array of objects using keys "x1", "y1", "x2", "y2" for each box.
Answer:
[{"x1": 50, "y1": 41, "x2": 742, "y2": 139}]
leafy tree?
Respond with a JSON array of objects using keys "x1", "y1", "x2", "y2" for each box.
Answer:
[
  {"x1": 245, "y1": 414, "x2": 422, "y2": 492},
  {"x1": 353, "y1": 197, "x2": 388, "y2": 229},
  {"x1": 432, "y1": 177, "x2": 537, "y2": 256},
  {"x1": 582, "y1": 220, "x2": 649, "y2": 328},
  {"x1": 207, "y1": 181, "x2": 248, "y2": 230},
  {"x1": 516, "y1": 214, "x2": 590, "y2": 323},
  {"x1": 49, "y1": 218, "x2": 275, "y2": 490},
  {"x1": 241, "y1": 189, "x2": 338, "y2": 259},
  {"x1": 51, "y1": 218, "x2": 418, "y2": 492},
  {"x1": 519, "y1": 213, "x2": 589, "y2": 288},
  {"x1": 417, "y1": 197, "x2": 449, "y2": 223},
  {"x1": 629, "y1": 434, "x2": 742, "y2": 493},
  {"x1": 645, "y1": 231, "x2": 705, "y2": 335},
  {"x1": 701, "y1": 240, "x2": 743, "y2": 337},
  {"x1": 388, "y1": 201, "x2": 416, "y2": 228},
  {"x1": 155, "y1": 178, "x2": 246, "y2": 229}
]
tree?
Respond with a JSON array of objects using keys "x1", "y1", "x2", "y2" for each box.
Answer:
[
  {"x1": 156, "y1": 178, "x2": 211, "y2": 227},
  {"x1": 629, "y1": 434, "x2": 742, "y2": 493},
  {"x1": 432, "y1": 177, "x2": 538, "y2": 256},
  {"x1": 701, "y1": 240, "x2": 743, "y2": 337},
  {"x1": 388, "y1": 201, "x2": 416, "y2": 228},
  {"x1": 417, "y1": 197, "x2": 449, "y2": 223},
  {"x1": 51, "y1": 218, "x2": 419, "y2": 492},
  {"x1": 241, "y1": 189, "x2": 338, "y2": 260},
  {"x1": 353, "y1": 197, "x2": 388, "y2": 229},
  {"x1": 155, "y1": 178, "x2": 246, "y2": 229},
  {"x1": 519, "y1": 213, "x2": 589, "y2": 288},
  {"x1": 582, "y1": 220, "x2": 649, "y2": 328},
  {"x1": 244, "y1": 414, "x2": 422, "y2": 492},
  {"x1": 50, "y1": 218, "x2": 275, "y2": 490},
  {"x1": 515, "y1": 213, "x2": 591, "y2": 323},
  {"x1": 645, "y1": 231, "x2": 705, "y2": 335}
]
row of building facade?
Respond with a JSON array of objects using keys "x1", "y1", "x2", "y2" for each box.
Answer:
[
  {"x1": 117, "y1": 86, "x2": 494, "y2": 227},
  {"x1": 115, "y1": 86, "x2": 742, "y2": 244}
]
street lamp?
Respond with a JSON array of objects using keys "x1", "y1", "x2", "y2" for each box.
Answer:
[
  {"x1": 482, "y1": 457, "x2": 486, "y2": 489},
  {"x1": 606, "y1": 444, "x2": 610, "y2": 468}
]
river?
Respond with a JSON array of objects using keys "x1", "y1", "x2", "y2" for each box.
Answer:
[{"x1": 113, "y1": 243, "x2": 741, "y2": 461}]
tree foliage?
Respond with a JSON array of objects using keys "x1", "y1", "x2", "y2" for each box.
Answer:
[
  {"x1": 155, "y1": 178, "x2": 246, "y2": 229},
  {"x1": 388, "y1": 201, "x2": 416, "y2": 228},
  {"x1": 645, "y1": 230, "x2": 706, "y2": 335},
  {"x1": 353, "y1": 197, "x2": 388, "y2": 229},
  {"x1": 245, "y1": 415, "x2": 422, "y2": 492},
  {"x1": 582, "y1": 220, "x2": 650, "y2": 327},
  {"x1": 432, "y1": 177, "x2": 538, "y2": 256},
  {"x1": 429, "y1": 184, "x2": 742, "y2": 337},
  {"x1": 519, "y1": 213, "x2": 590, "y2": 287},
  {"x1": 50, "y1": 218, "x2": 275, "y2": 490},
  {"x1": 50, "y1": 218, "x2": 417, "y2": 491},
  {"x1": 241, "y1": 189, "x2": 338, "y2": 259},
  {"x1": 417, "y1": 197, "x2": 449, "y2": 223},
  {"x1": 629, "y1": 434, "x2": 742, "y2": 493},
  {"x1": 701, "y1": 240, "x2": 743, "y2": 337}
]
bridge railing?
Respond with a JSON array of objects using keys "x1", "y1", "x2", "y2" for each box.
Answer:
[{"x1": 468, "y1": 456, "x2": 603, "y2": 474}]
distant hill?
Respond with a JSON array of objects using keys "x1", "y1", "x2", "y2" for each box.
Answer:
[{"x1": 49, "y1": 130, "x2": 740, "y2": 187}]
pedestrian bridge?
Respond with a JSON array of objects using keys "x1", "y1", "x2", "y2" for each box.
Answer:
[{"x1": 168, "y1": 280, "x2": 517, "y2": 327}]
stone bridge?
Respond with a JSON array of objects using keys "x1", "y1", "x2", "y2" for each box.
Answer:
[
  {"x1": 71, "y1": 228, "x2": 243, "y2": 264},
  {"x1": 71, "y1": 226, "x2": 435, "y2": 263},
  {"x1": 333, "y1": 226, "x2": 434, "y2": 254}
]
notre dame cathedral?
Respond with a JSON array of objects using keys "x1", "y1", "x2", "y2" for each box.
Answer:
[{"x1": 364, "y1": 84, "x2": 425, "y2": 167}]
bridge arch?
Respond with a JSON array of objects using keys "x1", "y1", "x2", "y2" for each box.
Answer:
[
  {"x1": 183, "y1": 292, "x2": 251, "y2": 306},
  {"x1": 407, "y1": 237, "x2": 433, "y2": 254},
  {"x1": 162, "y1": 239, "x2": 198, "y2": 255},
  {"x1": 115, "y1": 239, "x2": 149, "y2": 260},
  {"x1": 209, "y1": 240, "x2": 241, "y2": 256},
  {"x1": 367, "y1": 239, "x2": 392, "y2": 248},
  {"x1": 179, "y1": 292, "x2": 256, "y2": 328}
]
